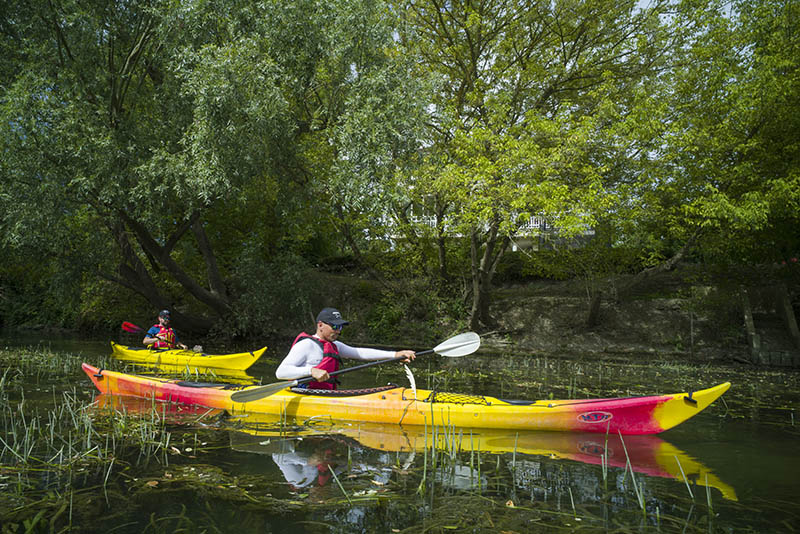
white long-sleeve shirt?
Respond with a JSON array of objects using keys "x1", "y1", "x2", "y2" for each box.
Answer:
[{"x1": 275, "y1": 336, "x2": 396, "y2": 380}]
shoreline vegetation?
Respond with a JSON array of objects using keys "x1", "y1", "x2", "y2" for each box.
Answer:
[
  {"x1": 5, "y1": 264, "x2": 798, "y2": 368},
  {"x1": 1, "y1": 0, "x2": 798, "y2": 375}
]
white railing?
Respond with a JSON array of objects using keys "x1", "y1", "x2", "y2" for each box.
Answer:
[
  {"x1": 393, "y1": 215, "x2": 594, "y2": 247},
  {"x1": 517, "y1": 216, "x2": 548, "y2": 231},
  {"x1": 408, "y1": 215, "x2": 549, "y2": 234}
]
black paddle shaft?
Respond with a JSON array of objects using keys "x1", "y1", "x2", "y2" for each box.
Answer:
[{"x1": 293, "y1": 350, "x2": 430, "y2": 387}]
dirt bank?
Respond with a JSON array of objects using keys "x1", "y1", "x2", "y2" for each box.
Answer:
[{"x1": 483, "y1": 271, "x2": 799, "y2": 367}]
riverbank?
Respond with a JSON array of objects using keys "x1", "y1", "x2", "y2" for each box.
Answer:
[
  {"x1": 313, "y1": 264, "x2": 800, "y2": 367},
  {"x1": 6, "y1": 265, "x2": 798, "y2": 368},
  {"x1": 483, "y1": 268, "x2": 800, "y2": 368}
]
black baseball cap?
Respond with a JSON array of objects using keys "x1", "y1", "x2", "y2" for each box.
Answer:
[
  {"x1": 159, "y1": 310, "x2": 171, "y2": 318},
  {"x1": 316, "y1": 307, "x2": 349, "y2": 327}
]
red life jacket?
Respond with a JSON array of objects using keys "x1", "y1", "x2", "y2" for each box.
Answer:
[
  {"x1": 292, "y1": 332, "x2": 341, "y2": 390},
  {"x1": 150, "y1": 324, "x2": 177, "y2": 349}
]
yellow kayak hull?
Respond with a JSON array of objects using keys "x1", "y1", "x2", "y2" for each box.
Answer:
[
  {"x1": 83, "y1": 363, "x2": 729, "y2": 435},
  {"x1": 110, "y1": 341, "x2": 266, "y2": 371}
]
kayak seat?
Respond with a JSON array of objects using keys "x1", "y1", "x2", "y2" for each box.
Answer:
[{"x1": 291, "y1": 384, "x2": 400, "y2": 396}]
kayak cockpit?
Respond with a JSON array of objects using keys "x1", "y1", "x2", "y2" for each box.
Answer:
[{"x1": 290, "y1": 384, "x2": 400, "y2": 397}]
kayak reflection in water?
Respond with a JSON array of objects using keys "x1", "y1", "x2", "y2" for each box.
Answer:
[
  {"x1": 275, "y1": 307, "x2": 415, "y2": 390},
  {"x1": 142, "y1": 309, "x2": 188, "y2": 350}
]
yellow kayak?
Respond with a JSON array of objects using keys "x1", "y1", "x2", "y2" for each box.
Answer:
[
  {"x1": 110, "y1": 341, "x2": 266, "y2": 371},
  {"x1": 84, "y1": 362, "x2": 729, "y2": 435}
]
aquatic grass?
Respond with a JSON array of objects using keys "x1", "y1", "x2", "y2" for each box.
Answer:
[
  {"x1": 327, "y1": 464, "x2": 352, "y2": 504},
  {"x1": 617, "y1": 431, "x2": 646, "y2": 514},
  {"x1": 0, "y1": 346, "x2": 111, "y2": 383},
  {"x1": 102, "y1": 457, "x2": 115, "y2": 505},
  {"x1": 567, "y1": 486, "x2": 577, "y2": 517},
  {"x1": 602, "y1": 422, "x2": 610, "y2": 489},
  {"x1": 417, "y1": 416, "x2": 428, "y2": 496},
  {"x1": 674, "y1": 455, "x2": 695, "y2": 500},
  {"x1": 0, "y1": 366, "x2": 19, "y2": 390},
  {"x1": 0, "y1": 386, "x2": 209, "y2": 488}
]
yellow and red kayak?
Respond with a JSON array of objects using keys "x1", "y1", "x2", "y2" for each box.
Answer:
[
  {"x1": 82, "y1": 363, "x2": 729, "y2": 435},
  {"x1": 110, "y1": 341, "x2": 266, "y2": 371}
]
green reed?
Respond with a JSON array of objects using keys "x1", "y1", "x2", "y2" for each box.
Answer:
[
  {"x1": 328, "y1": 463, "x2": 352, "y2": 505},
  {"x1": 617, "y1": 431, "x2": 646, "y2": 514},
  {"x1": 674, "y1": 454, "x2": 695, "y2": 499},
  {"x1": 417, "y1": 416, "x2": 428, "y2": 496},
  {"x1": 0, "y1": 385, "x2": 199, "y2": 495}
]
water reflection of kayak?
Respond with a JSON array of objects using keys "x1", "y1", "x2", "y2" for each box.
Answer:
[
  {"x1": 91, "y1": 394, "x2": 736, "y2": 501},
  {"x1": 110, "y1": 341, "x2": 266, "y2": 371},
  {"x1": 93, "y1": 393, "x2": 226, "y2": 423},
  {"x1": 118, "y1": 362, "x2": 259, "y2": 385},
  {"x1": 226, "y1": 414, "x2": 737, "y2": 501},
  {"x1": 82, "y1": 363, "x2": 729, "y2": 435}
]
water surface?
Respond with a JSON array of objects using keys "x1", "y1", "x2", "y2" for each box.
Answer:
[{"x1": 1, "y1": 336, "x2": 798, "y2": 533}]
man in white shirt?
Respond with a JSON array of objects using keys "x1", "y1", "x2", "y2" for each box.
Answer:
[{"x1": 275, "y1": 307, "x2": 415, "y2": 389}]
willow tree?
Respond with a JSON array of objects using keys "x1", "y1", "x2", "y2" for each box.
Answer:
[
  {"x1": 393, "y1": 0, "x2": 677, "y2": 330},
  {"x1": 0, "y1": 0, "x2": 424, "y2": 331},
  {"x1": 0, "y1": 1, "x2": 296, "y2": 330},
  {"x1": 278, "y1": 1, "x2": 432, "y2": 285}
]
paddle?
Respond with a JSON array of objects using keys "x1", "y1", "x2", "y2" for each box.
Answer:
[
  {"x1": 230, "y1": 331, "x2": 481, "y2": 403},
  {"x1": 121, "y1": 321, "x2": 194, "y2": 351},
  {"x1": 122, "y1": 321, "x2": 144, "y2": 334}
]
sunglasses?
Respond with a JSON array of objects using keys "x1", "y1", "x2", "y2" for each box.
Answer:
[{"x1": 325, "y1": 322, "x2": 344, "y2": 331}]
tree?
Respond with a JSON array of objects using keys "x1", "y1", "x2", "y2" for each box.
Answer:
[
  {"x1": 632, "y1": 0, "x2": 800, "y2": 274},
  {"x1": 0, "y1": 0, "x2": 425, "y2": 332},
  {"x1": 0, "y1": 0, "x2": 298, "y2": 330},
  {"x1": 393, "y1": 0, "x2": 678, "y2": 330}
]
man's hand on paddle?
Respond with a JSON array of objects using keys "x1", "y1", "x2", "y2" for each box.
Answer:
[
  {"x1": 310, "y1": 367, "x2": 330, "y2": 382},
  {"x1": 394, "y1": 350, "x2": 416, "y2": 363}
]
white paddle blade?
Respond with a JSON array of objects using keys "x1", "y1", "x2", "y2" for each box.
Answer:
[{"x1": 433, "y1": 332, "x2": 480, "y2": 357}]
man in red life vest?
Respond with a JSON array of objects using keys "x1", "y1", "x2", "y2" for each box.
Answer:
[
  {"x1": 275, "y1": 307, "x2": 415, "y2": 389},
  {"x1": 142, "y1": 309, "x2": 188, "y2": 350}
]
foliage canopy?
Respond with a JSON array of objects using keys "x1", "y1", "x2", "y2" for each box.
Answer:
[{"x1": 0, "y1": 0, "x2": 797, "y2": 338}]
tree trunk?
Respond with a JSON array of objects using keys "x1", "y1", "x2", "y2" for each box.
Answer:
[
  {"x1": 335, "y1": 206, "x2": 390, "y2": 289},
  {"x1": 435, "y1": 197, "x2": 449, "y2": 290},
  {"x1": 118, "y1": 210, "x2": 233, "y2": 317},
  {"x1": 192, "y1": 219, "x2": 228, "y2": 301},
  {"x1": 111, "y1": 209, "x2": 231, "y2": 327},
  {"x1": 617, "y1": 230, "x2": 700, "y2": 299},
  {"x1": 468, "y1": 220, "x2": 509, "y2": 331},
  {"x1": 104, "y1": 220, "x2": 215, "y2": 333},
  {"x1": 586, "y1": 291, "x2": 602, "y2": 328}
]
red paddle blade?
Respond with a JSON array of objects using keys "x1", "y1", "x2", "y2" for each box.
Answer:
[{"x1": 121, "y1": 321, "x2": 143, "y2": 333}]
